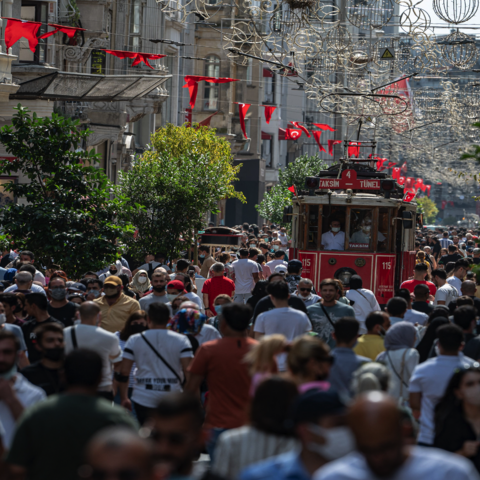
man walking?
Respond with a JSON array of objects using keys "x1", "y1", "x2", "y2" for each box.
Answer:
[
  {"x1": 139, "y1": 270, "x2": 170, "y2": 312},
  {"x1": 202, "y1": 263, "x2": 235, "y2": 317},
  {"x1": 231, "y1": 248, "x2": 259, "y2": 303}
]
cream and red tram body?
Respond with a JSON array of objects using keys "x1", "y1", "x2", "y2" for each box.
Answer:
[{"x1": 288, "y1": 162, "x2": 417, "y2": 307}]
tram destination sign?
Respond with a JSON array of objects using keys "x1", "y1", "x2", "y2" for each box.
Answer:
[{"x1": 318, "y1": 169, "x2": 381, "y2": 190}]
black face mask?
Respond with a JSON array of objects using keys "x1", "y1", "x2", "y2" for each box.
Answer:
[
  {"x1": 153, "y1": 285, "x2": 166, "y2": 293},
  {"x1": 130, "y1": 324, "x2": 147, "y2": 335},
  {"x1": 109, "y1": 269, "x2": 118, "y2": 275},
  {"x1": 43, "y1": 347, "x2": 64, "y2": 362}
]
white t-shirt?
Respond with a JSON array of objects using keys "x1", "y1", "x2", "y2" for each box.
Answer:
[
  {"x1": 5, "y1": 283, "x2": 46, "y2": 295},
  {"x1": 345, "y1": 289, "x2": 380, "y2": 334},
  {"x1": 265, "y1": 259, "x2": 288, "y2": 270},
  {"x1": 434, "y1": 283, "x2": 459, "y2": 306},
  {"x1": 232, "y1": 259, "x2": 259, "y2": 294},
  {"x1": 314, "y1": 446, "x2": 480, "y2": 480},
  {"x1": 123, "y1": 329, "x2": 194, "y2": 408},
  {"x1": 446, "y1": 275, "x2": 463, "y2": 295},
  {"x1": 139, "y1": 293, "x2": 171, "y2": 312},
  {"x1": 278, "y1": 233, "x2": 289, "y2": 246},
  {"x1": 321, "y1": 231, "x2": 345, "y2": 250},
  {"x1": 254, "y1": 307, "x2": 311, "y2": 370},
  {"x1": 184, "y1": 291, "x2": 203, "y2": 311},
  {"x1": 409, "y1": 353, "x2": 476, "y2": 444},
  {"x1": 196, "y1": 323, "x2": 221, "y2": 346},
  {"x1": 64, "y1": 324, "x2": 123, "y2": 389},
  {"x1": 0, "y1": 374, "x2": 45, "y2": 448}
]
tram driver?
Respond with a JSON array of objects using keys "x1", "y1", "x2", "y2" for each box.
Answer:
[
  {"x1": 321, "y1": 219, "x2": 345, "y2": 251},
  {"x1": 350, "y1": 216, "x2": 386, "y2": 247}
]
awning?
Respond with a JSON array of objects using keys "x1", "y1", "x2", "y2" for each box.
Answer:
[
  {"x1": 261, "y1": 131, "x2": 272, "y2": 140},
  {"x1": 11, "y1": 71, "x2": 171, "y2": 102}
]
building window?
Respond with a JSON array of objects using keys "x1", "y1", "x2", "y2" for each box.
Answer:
[
  {"x1": 240, "y1": 119, "x2": 251, "y2": 153},
  {"x1": 20, "y1": 3, "x2": 47, "y2": 63},
  {"x1": 203, "y1": 55, "x2": 220, "y2": 110},
  {"x1": 129, "y1": 0, "x2": 142, "y2": 52},
  {"x1": 246, "y1": 58, "x2": 253, "y2": 85},
  {"x1": 263, "y1": 69, "x2": 276, "y2": 104},
  {"x1": 262, "y1": 137, "x2": 273, "y2": 168}
]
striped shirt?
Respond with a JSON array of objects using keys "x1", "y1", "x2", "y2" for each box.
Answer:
[
  {"x1": 439, "y1": 238, "x2": 453, "y2": 249},
  {"x1": 212, "y1": 426, "x2": 299, "y2": 480}
]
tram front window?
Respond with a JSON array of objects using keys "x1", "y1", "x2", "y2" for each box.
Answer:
[
  {"x1": 349, "y1": 210, "x2": 386, "y2": 250},
  {"x1": 378, "y1": 208, "x2": 390, "y2": 252}
]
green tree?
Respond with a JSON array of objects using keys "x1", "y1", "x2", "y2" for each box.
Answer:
[
  {"x1": 256, "y1": 154, "x2": 328, "y2": 225},
  {"x1": 118, "y1": 123, "x2": 245, "y2": 259},
  {"x1": 417, "y1": 197, "x2": 439, "y2": 224},
  {"x1": 0, "y1": 105, "x2": 136, "y2": 277}
]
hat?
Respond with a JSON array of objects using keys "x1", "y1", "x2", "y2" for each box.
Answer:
[
  {"x1": 167, "y1": 308, "x2": 206, "y2": 335},
  {"x1": 274, "y1": 264, "x2": 288, "y2": 274},
  {"x1": 288, "y1": 259, "x2": 303, "y2": 270},
  {"x1": 68, "y1": 282, "x2": 86, "y2": 293},
  {"x1": 167, "y1": 280, "x2": 185, "y2": 291},
  {"x1": 292, "y1": 390, "x2": 346, "y2": 424},
  {"x1": 4, "y1": 268, "x2": 16, "y2": 282},
  {"x1": 104, "y1": 276, "x2": 122, "y2": 286}
]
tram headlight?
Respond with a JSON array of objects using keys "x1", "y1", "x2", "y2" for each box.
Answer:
[
  {"x1": 305, "y1": 177, "x2": 320, "y2": 195},
  {"x1": 381, "y1": 179, "x2": 395, "y2": 199}
]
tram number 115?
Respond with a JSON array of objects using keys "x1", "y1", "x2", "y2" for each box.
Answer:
[{"x1": 382, "y1": 262, "x2": 392, "y2": 270}]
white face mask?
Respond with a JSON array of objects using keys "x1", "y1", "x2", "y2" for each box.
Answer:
[
  {"x1": 307, "y1": 424, "x2": 355, "y2": 461},
  {"x1": 463, "y1": 385, "x2": 480, "y2": 406},
  {"x1": 362, "y1": 225, "x2": 372, "y2": 232},
  {"x1": 273, "y1": 245, "x2": 280, "y2": 251},
  {"x1": 167, "y1": 294, "x2": 178, "y2": 303},
  {"x1": 331, "y1": 227, "x2": 340, "y2": 233},
  {"x1": 138, "y1": 276, "x2": 148, "y2": 284},
  {"x1": 0, "y1": 313, "x2": 5, "y2": 325}
]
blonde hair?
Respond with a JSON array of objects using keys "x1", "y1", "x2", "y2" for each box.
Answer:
[
  {"x1": 287, "y1": 335, "x2": 330, "y2": 375},
  {"x1": 244, "y1": 334, "x2": 288, "y2": 375}
]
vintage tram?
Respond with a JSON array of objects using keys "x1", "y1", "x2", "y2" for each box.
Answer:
[{"x1": 287, "y1": 154, "x2": 418, "y2": 306}]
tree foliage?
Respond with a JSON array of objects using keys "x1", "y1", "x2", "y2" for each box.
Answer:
[
  {"x1": 256, "y1": 154, "x2": 328, "y2": 225},
  {"x1": 0, "y1": 105, "x2": 136, "y2": 277},
  {"x1": 118, "y1": 123, "x2": 244, "y2": 259},
  {"x1": 417, "y1": 197, "x2": 439, "y2": 224}
]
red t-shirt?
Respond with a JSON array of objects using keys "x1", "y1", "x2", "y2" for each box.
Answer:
[
  {"x1": 400, "y1": 279, "x2": 437, "y2": 296},
  {"x1": 201, "y1": 276, "x2": 235, "y2": 314},
  {"x1": 189, "y1": 337, "x2": 257, "y2": 429}
]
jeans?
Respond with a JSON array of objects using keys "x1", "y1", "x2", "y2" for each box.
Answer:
[
  {"x1": 234, "y1": 293, "x2": 252, "y2": 303},
  {"x1": 133, "y1": 401, "x2": 157, "y2": 425},
  {"x1": 206, "y1": 428, "x2": 228, "y2": 461}
]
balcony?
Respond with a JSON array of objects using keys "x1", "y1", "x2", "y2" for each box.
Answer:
[{"x1": 0, "y1": 52, "x2": 19, "y2": 102}]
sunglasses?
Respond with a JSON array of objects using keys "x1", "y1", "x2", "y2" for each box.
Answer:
[
  {"x1": 85, "y1": 469, "x2": 142, "y2": 480},
  {"x1": 299, "y1": 288, "x2": 311, "y2": 292},
  {"x1": 149, "y1": 429, "x2": 190, "y2": 446}
]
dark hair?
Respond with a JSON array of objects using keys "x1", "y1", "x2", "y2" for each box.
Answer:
[
  {"x1": 49, "y1": 275, "x2": 67, "y2": 286},
  {"x1": 455, "y1": 259, "x2": 470, "y2": 270},
  {"x1": 456, "y1": 295, "x2": 474, "y2": 308},
  {"x1": 175, "y1": 273, "x2": 192, "y2": 293},
  {"x1": 320, "y1": 278, "x2": 339, "y2": 291},
  {"x1": 445, "y1": 262, "x2": 456, "y2": 275},
  {"x1": 148, "y1": 303, "x2": 170, "y2": 326},
  {"x1": 222, "y1": 303, "x2": 251, "y2": 331},
  {"x1": 349, "y1": 275, "x2": 362, "y2": 290},
  {"x1": 82, "y1": 271, "x2": 99, "y2": 279},
  {"x1": 274, "y1": 250, "x2": 285, "y2": 259},
  {"x1": 0, "y1": 293, "x2": 19, "y2": 308},
  {"x1": 239, "y1": 248, "x2": 249, "y2": 257},
  {"x1": 119, "y1": 310, "x2": 148, "y2": 341},
  {"x1": 414, "y1": 263, "x2": 428, "y2": 272},
  {"x1": 437, "y1": 324, "x2": 464, "y2": 353},
  {"x1": 118, "y1": 274, "x2": 130, "y2": 288},
  {"x1": 334, "y1": 317, "x2": 359, "y2": 343},
  {"x1": 266, "y1": 280, "x2": 289, "y2": 300},
  {"x1": 454, "y1": 305, "x2": 476, "y2": 331},
  {"x1": 198, "y1": 245, "x2": 210, "y2": 254},
  {"x1": 64, "y1": 349, "x2": 102, "y2": 388},
  {"x1": 395, "y1": 288, "x2": 411, "y2": 303},
  {"x1": 18, "y1": 263, "x2": 36, "y2": 277},
  {"x1": 248, "y1": 248, "x2": 259, "y2": 259},
  {"x1": 176, "y1": 259, "x2": 190, "y2": 272},
  {"x1": 251, "y1": 280, "x2": 268, "y2": 298},
  {"x1": 365, "y1": 311, "x2": 387, "y2": 332},
  {"x1": 0, "y1": 329, "x2": 20, "y2": 351},
  {"x1": 387, "y1": 297, "x2": 408, "y2": 317},
  {"x1": 20, "y1": 250, "x2": 34, "y2": 260},
  {"x1": 250, "y1": 377, "x2": 298, "y2": 436},
  {"x1": 416, "y1": 317, "x2": 450, "y2": 362},
  {"x1": 431, "y1": 269, "x2": 446, "y2": 280},
  {"x1": 155, "y1": 392, "x2": 203, "y2": 429},
  {"x1": 448, "y1": 245, "x2": 457, "y2": 253},
  {"x1": 85, "y1": 278, "x2": 103, "y2": 289},
  {"x1": 414, "y1": 284, "x2": 430, "y2": 299},
  {"x1": 34, "y1": 322, "x2": 64, "y2": 346},
  {"x1": 25, "y1": 292, "x2": 48, "y2": 311},
  {"x1": 257, "y1": 254, "x2": 265, "y2": 264}
]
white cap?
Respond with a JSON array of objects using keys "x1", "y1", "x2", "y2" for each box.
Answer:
[{"x1": 274, "y1": 264, "x2": 288, "y2": 274}]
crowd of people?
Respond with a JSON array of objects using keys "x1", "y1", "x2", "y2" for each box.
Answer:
[{"x1": 2, "y1": 223, "x2": 480, "y2": 479}]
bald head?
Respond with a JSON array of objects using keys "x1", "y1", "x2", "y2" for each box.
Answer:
[
  {"x1": 461, "y1": 280, "x2": 476, "y2": 296},
  {"x1": 348, "y1": 392, "x2": 405, "y2": 478},
  {"x1": 83, "y1": 427, "x2": 153, "y2": 480},
  {"x1": 79, "y1": 301, "x2": 101, "y2": 325}
]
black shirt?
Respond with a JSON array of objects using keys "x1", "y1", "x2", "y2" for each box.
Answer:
[
  {"x1": 411, "y1": 301, "x2": 434, "y2": 315},
  {"x1": 252, "y1": 295, "x2": 307, "y2": 322},
  {"x1": 473, "y1": 258, "x2": 480, "y2": 265},
  {"x1": 448, "y1": 296, "x2": 480, "y2": 316},
  {"x1": 47, "y1": 302, "x2": 78, "y2": 328},
  {"x1": 21, "y1": 317, "x2": 64, "y2": 363},
  {"x1": 439, "y1": 253, "x2": 463, "y2": 265},
  {"x1": 21, "y1": 361, "x2": 64, "y2": 396},
  {"x1": 0, "y1": 253, "x2": 14, "y2": 268}
]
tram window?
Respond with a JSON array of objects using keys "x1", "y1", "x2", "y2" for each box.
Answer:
[
  {"x1": 307, "y1": 205, "x2": 319, "y2": 249},
  {"x1": 378, "y1": 208, "x2": 390, "y2": 252},
  {"x1": 320, "y1": 206, "x2": 346, "y2": 251},
  {"x1": 349, "y1": 209, "x2": 385, "y2": 250}
]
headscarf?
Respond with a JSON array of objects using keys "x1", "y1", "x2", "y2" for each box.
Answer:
[
  {"x1": 167, "y1": 308, "x2": 206, "y2": 335},
  {"x1": 416, "y1": 317, "x2": 449, "y2": 363},
  {"x1": 384, "y1": 321, "x2": 416, "y2": 351},
  {"x1": 130, "y1": 269, "x2": 151, "y2": 294}
]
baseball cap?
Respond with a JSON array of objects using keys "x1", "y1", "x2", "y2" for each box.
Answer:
[
  {"x1": 274, "y1": 264, "x2": 288, "y2": 274},
  {"x1": 167, "y1": 280, "x2": 185, "y2": 291},
  {"x1": 288, "y1": 259, "x2": 303, "y2": 270},
  {"x1": 68, "y1": 282, "x2": 86, "y2": 293},
  {"x1": 292, "y1": 390, "x2": 346, "y2": 424},
  {"x1": 104, "y1": 276, "x2": 122, "y2": 286}
]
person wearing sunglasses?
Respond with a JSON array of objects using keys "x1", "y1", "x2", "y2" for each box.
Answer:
[{"x1": 295, "y1": 279, "x2": 321, "y2": 307}]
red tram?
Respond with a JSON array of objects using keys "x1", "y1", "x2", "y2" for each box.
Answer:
[{"x1": 287, "y1": 154, "x2": 418, "y2": 306}]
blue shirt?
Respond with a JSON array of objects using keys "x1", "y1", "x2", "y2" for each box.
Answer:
[
  {"x1": 239, "y1": 451, "x2": 309, "y2": 480},
  {"x1": 329, "y1": 347, "x2": 370, "y2": 397}
]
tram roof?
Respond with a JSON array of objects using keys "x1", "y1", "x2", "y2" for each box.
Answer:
[{"x1": 294, "y1": 192, "x2": 416, "y2": 208}]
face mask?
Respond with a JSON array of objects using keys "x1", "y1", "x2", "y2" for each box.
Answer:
[
  {"x1": 273, "y1": 245, "x2": 279, "y2": 251},
  {"x1": 331, "y1": 227, "x2": 340, "y2": 233},
  {"x1": 109, "y1": 269, "x2": 118, "y2": 275},
  {"x1": 104, "y1": 287, "x2": 119, "y2": 298},
  {"x1": 49, "y1": 288, "x2": 67, "y2": 301},
  {"x1": 153, "y1": 285, "x2": 166, "y2": 293},
  {"x1": 307, "y1": 425, "x2": 355, "y2": 461},
  {"x1": 167, "y1": 294, "x2": 178, "y2": 303},
  {"x1": 250, "y1": 244, "x2": 256, "y2": 247},
  {"x1": 89, "y1": 289, "x2": 101, "y2": 298},
  {"x1": 462, "y1": 385, "x2": 480, "y2": 406},
  {"x1": 172, "y1": 265, "x2": 177, "y2": 272},
  {"x1": 199, "y1": 254, "x2": 205, "y2": 259},
  {"x1": 0, "y1": 313, "x2": 5, "y2": 325},
  {"x1": 362, "y1": 226, "x2": 372, "y2": 232},
  {"x1": 0, "y1": 364, "x2": 16, "y2": 380},
  {"x1": 43, "y1": 347, "x2": 64, "y2": 362},
  {"x1": 130, "y1": 324, "x2": 147, "y2": 334},
  {"x1": 138, "y1": 276, "x2": 148, "y2": 284},
  {"x1": 215, "y1": 305, "x2": 223, "y2": 316}
]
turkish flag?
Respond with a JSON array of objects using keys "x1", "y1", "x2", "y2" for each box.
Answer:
[
  {"x1": 288, "y1": 185, "x2": 297, "y2": 196},
  {"x1": 405, "y1": 177, "x2": 414, "y2": 188},
  {"x1": 328, "y1": 139, "x2": 342, "y2": 156},
  {"x1": 376, "y1": 159, "x2": 387, "y2": 171},
  {"x1": 285, "y1": 129, "x2": 302, "y2": 140},
  {"x1": 392, "y1": 167, "x2": 401, "y2": 180},
  {"x1": 3, "y1": 18, "x2": 41, "y2": 53},
  {"x1": 290, "y1": 122, "x2": 311, "y2": 138},
  {"x1": 262, "y1": 105, "x2": 276, "y2": 124},
  {"x1": 312, "y1": 131, "x2": 326, "y2": 153},
  {"x1": 237, "y1": 103, "x2": 251, "y2": 138},
  {"x1": 39, "y1": 23, "x2": 86, "y2": 39},
  {"x1": 198, "y1": 111, "x2": 217, "y2": 127},
  {"x1": 313, "y1": 123, "x2": 336, "y2": 131},
  {"x1": 403, "y1": 191, "x2": 416, "y2": 203},
  {"x1": 425, "y1": 185, "x2": 431, "y2": 196},
  {"x1": 348, "y1": 142, "x2": 361, "y2": 158},
  {"x1": 415, "y1": 178, "x2": 424, "y2": 186},
  {"x1": 398, "y1": 176, "x2": 406, "y2": 185},
  {"x1": 183, "y1": 75, "x2": 238, "y2": 109},
  {"x1": 104, "y1": 49, "x2": 166, "y2": 69}
]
